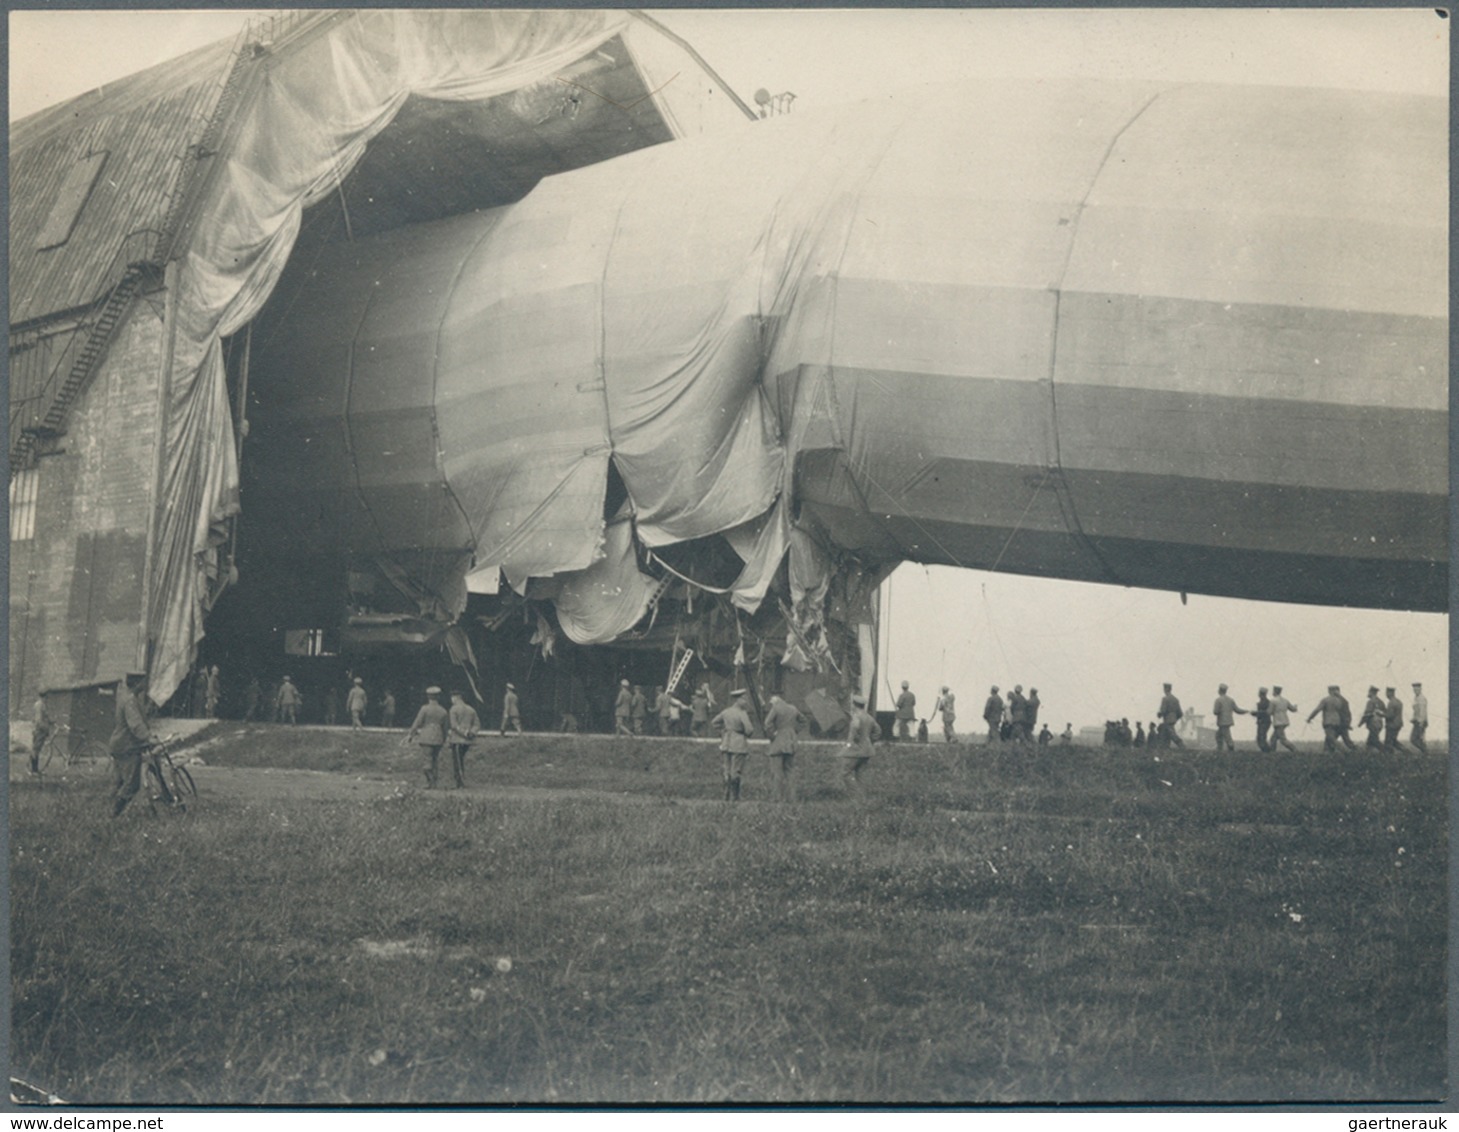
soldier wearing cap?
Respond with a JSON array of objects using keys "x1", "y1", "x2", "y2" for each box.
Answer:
[
  {"x1": 630, "y1": 684, "x2": 648, "y2": 735},
  {"x1": 894, "y1": 680, "x2": 917, "y2": 740},
  {"x1": 1382, "y1": 687, "x2": 1407, "y2": 753},
  {"x1": 501, "y1": 681, "x2": 523, "y2": 735},
  {"x1": 1359, "y1": 686, "x2": 1385, "y2": 750},
  {"x1": 762, "y1": 692, "x2": 803, "y2": 802},
  {"x1": 1211, "y1": 684, "x2": 1246, "y2": 752},
  {"x1": 407, "y1": 687, "x2": 450, "y2": 788},
  {"x1": 276, "y1": 674, "x2": 302, "y2": 725},
  {"x1": 1252, "y1": 687, "x2": 1272, "y2": 753},
  {"x1": 1157, "y1": 683, "x2": 1184, "y2": 749},
  {"x1": 614, "y1": 679, "x2": 634, "y2": 736},
  {"x1": 839, "y1": 692, "x2": 882, "y2": 789},
  {"x1": 346, "y1": 676, "x2": 368, "y2": 731},
  {"x1": 1268, "y1": 685, "x2": 1298, "y2": 752},
  {"x1": 1409, "y1": 682, "x2": 1428, "y2": 754},
  {"x1": 932, "y1": 686, "x2": 957, "y2": 742},
  {"x1": 1307, "y1": 685, "x2": 1356, "y2": 753},
  {"x1": 448, "y1": 691, "x2": 482, "y2": 788},
  {"x1": 982, "y1": 686, "x2": 1004, "y2": 746},
  {"x1": 712, "y1": 688, "x2": 755, "y2": 801},
  {"x1": 109, "y1": 672, "x2": 158, "y2": 817},
  {"x1": 691, "y1": 682, "x2": 716, "y2": 737}
]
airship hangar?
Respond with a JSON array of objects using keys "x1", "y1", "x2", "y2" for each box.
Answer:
[{"x1": 9, "y1": 9, "x2": 1446, "y2": 733}]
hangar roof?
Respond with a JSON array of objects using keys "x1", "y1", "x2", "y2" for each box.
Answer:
[{"x1": 9, "y1": 9, "x2": 752, "y2": 328}]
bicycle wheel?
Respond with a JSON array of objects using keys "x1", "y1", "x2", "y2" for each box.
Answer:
[
  {"x1": 167, "y1": 764, "x2": 197, "y2": 802},
  {"x1": 144, "y1": 761, "x2": 178, "y2": 811},
  {"x1": 34, "y1": 734, "x2": 61, "y2": 775},
  {"x1": 67, "y1": 738, "x2": 110, "y2": 775}
]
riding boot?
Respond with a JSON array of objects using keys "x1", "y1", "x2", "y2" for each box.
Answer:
[
  {"x1": 722, "y1": 778, "x2": 733, "y2": 801},
  {"x1": 731, "y1": 776, "x2": 741, "y2": 802}
]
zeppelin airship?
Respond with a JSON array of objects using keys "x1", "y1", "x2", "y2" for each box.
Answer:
[{"x1": 235, "y1": 75, "x2": 1446, "y2": 675}]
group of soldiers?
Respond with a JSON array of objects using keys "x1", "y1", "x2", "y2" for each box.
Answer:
[
  {"x1": 1154, "y1": 681, "x2": 1429, "y2": 755},
  {"x1": 611, "y1": 681, "x2": 720, "y2": 738}
]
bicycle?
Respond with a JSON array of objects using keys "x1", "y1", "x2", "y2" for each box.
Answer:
[
  {"x1": 143, "y1": 735, "x2": 197, "y2": 814},
  {"x1": 33, "y1": 723, "x2": 109, "y2": 777}
]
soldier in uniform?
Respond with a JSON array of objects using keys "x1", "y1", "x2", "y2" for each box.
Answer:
[
  {"x1": 501, "y1": 682, "x2": 524, "y2": 735},
  {"x1": 1382, "y1": 687, "x2": 1407, "y2": 753},
  {"x1": 1157, "y1": 683, "x2": 1184, "y2": 749},
  {"x1": 895, "y1": 680, "x2": 917, "y2": 740},
  {"x1": 109, "y1": 673, "x2": 158, "y2": 817},
  {"x1": 276, "y1": 675, "x2": 303, "y2": 725},
  {"x1": 30, "y1": 693, "x2": 53, "y2": 775},
  {"x1": 346, "y1": 677, "x2": 368, "y2": 730},
  {"x1": 1307, "y1": 685, "x2": 1356, "y2": 753},
  {"x1": 840, "y1": 693, "x2": 882, "y2": 789},
  {"x1": 762, "y1": 692, "x2": 803, "y2": 802},
  {"x1": 614, "y1": 679, "x2": 634, "y2": 736},
  {"x1": 1268, "y1": 686, "x2": 1298, "y2": 752},
  {"x1": 406, "y1": 687, "x2": 450, "y2": 788},
  {"x1": 1211, "y1": 684, "x2": 1246, "y2": 752},
  {"x1": 448, "y1": 691, "x2": 481, "y2": 788},
  {"x1": 1252, "y1": 688, "x2": 1272, "y2": 752},
  {"x1": 712, "y1": 689, "x2": 754, "y2": 801},
  {"x1": 932, "y1": 686, "x2": 957, "y2": 742},
  {"x1": 1359, "y1": 686, "x2": 1385, "y2": 750},
  {"x1": 630, "y1": 685, "x2": 648, "y2": 735},
  {"x1": 1409, "y1": 682, "x2": 1429, "y2": 754},
  {"x1": 983, "y1": 686, "x2": 1004, "y2": 746}
]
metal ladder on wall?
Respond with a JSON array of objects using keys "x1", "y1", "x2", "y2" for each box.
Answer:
[{"x1": 8, "y1": 13, "x2": 278, "y2": 477}]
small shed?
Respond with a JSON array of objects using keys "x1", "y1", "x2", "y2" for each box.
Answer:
[{"x1": 41, "y1": 679, "x2": 119, "y2": 747}]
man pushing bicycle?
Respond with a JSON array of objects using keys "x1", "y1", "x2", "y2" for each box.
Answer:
[{"x1": 110, "y1": 672, "x2": 159, "y2": 817}]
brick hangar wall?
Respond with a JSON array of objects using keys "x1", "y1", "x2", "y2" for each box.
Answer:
[{"x1": 9, "y1": 300, "x2": 167, "y2": 711}]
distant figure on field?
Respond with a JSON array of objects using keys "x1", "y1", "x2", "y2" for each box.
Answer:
[
  {"x1": 1268, "y1": 686, "x2": 1298, "y2": 752},
  {"x1": 501, "y1": 682, "x2": 523, "y2": 735},
  {"x1": 1359, "y1": 686, "x2": 1385, "y2": 750},
  {"x1": 1253, "y1": 688, "x2": 1273, "y2": 752},
  {"x1": 109, "y1": 673, "x2": 157, "y2": 818},
  {"x1": 630, "y1": 684, "x2": 647, "y2": 735},
  {"x1": 1007, "y1": 685, "x2": 1028, "y2": 744},
  {"x1": 276, "y1": 675, "x2": 302, "y2": 725},
  {"x1": 325, "y1": 686, "x2": 340, "y2": 726},
  {"x1": 30, "y1": 693, "x2": 53, "y2": 775},
  {"x1": 243, "y1": 676, "x2": 261, "y2": 722},
  {"x1": 1307, "y1": 685, "x2": 1356, "y2": 753},
  {"x1": 1211, "y1": 684, "x2": 1246, "y2": 752},
  {"x1": 839, "y1": 693, "x2": 882, "y2": 789},
  {"x1": 691, "y1": 683, "x2": 716, "y2": 737},
  {"x1": 666, "y1": 689, "x2": 689, "y2": 735},
  {"x1": 1061, "y1": 723, "x2": 1073, "y2": 747},
  {"x1": 1038, "y1": 724, "x2": 1052, "y2": 746},
  {"x1": 1382, "y1": 687, "x2": 1407, "y2": 753},
  {"x1": 205, "y1": 666, "x2": 222, "y2": 718},
  {"x1": 983, "y1": 686, "x2": 1004, "y2": 746},
  {"x1": 1133, "y1": 721, "x2": 1145, "y2": 748},
  {"x1": 648, "y1": 686, "x2": 665, "y2": 735},
  {"x1": 347, "y1": 677, "x2": 368, "y2": 730},
  {"x1": 895, "y1": 680, "x2": 917, "y2": 740},
  {"x1": 614, "y1": 679, "x2": 634, "y2": 736},
  {"x1": 192, "y1": 668, "x2": 209, "y2": 719},
  {"x1": 762, "y1": 693, "x2": 803, "y2": 802},
  {"x1": 1026, "y1": 688, "x2": 1042, "y2": 741},
  {"x1": 448, "y1": 691, "x2": 481, "y2": 789},
  {"x1": 932, "y1": 686, "x2": 956, "y2": 742},
  {"x1": 406, "y1": 687, "x2": 449, "y2": 789},
  {"x1": 380, "y1": 689, "x2": 397, "y2": 729},
  {"x1": 1409, "y1": 682, "x2": 1428, "y2": 754},
  {"x1": 712, "y1": 689, "x2": 755, "y2": 802},
  {"x1": 1157, "y1": 683, "x2": 1184, "y2": 749}
]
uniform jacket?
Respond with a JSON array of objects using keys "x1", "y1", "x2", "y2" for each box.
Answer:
[
  {"x1": 409, "y1": 702, "x2": 449, "y2": 746},
  {"x1": 763, "y1": 699, "x2": 802, "y2": 755},
  {"x1": 449, "y1": 702, "x2": 482, "y2": 742},
  {"x1": 712, "y1": 704, "x2": 754, "y2": 753}
]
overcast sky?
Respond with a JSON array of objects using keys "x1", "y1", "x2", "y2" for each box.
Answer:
[{"x1": 9, "y1": 8, "x2": 1449, "y2": 735}]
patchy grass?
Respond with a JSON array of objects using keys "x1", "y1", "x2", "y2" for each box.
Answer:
[{"x1": 10, "y1": 727, "x2": 1446, "y2": 1104}]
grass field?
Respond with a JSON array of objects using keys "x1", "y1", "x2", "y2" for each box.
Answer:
[{"x1": 9, "y1": 726, "x2": 1447, "y2": 1105}]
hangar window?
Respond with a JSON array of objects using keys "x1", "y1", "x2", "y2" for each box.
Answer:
[
  {"x1": 10, "y1": 469, "x2": 38, "y2": 542},
  {"x1": 37, "y1": 151, "x2": 109, "y2": 250}
]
